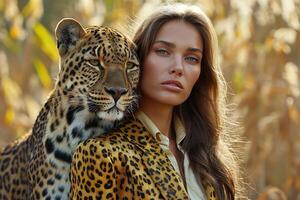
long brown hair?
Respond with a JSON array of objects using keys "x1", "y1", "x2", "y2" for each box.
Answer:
[{"x1": 132, "y1": 3, "x2": 241, "y2": 200}]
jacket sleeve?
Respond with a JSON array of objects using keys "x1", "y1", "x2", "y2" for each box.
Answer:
[{"x1": 70, "y1": 138, "x2": 117, "y2": 200}]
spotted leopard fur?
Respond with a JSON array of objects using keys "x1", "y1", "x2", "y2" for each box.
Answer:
[{"x1": 0, "y1": 18, "x2": 139, "y2": 200}]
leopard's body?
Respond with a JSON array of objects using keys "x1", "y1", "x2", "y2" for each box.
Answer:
[{"x1": 0, "y1": 18, "x2": 139, "y2": 200}]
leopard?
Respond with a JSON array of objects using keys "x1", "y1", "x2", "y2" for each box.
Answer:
[{"x1": 0, "y1": 18, "x2": 140, "y2": 200}]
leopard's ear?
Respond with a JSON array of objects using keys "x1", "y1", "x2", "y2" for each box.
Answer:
[{"x1": 55, "y1": 18, "x2": 86, "y2": 57}]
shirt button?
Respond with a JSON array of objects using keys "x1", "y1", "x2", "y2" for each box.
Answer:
[{"x1": 155, "y1": 133, "x2": 161, "y2": 142}]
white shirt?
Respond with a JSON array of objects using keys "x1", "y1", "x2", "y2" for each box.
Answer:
[{"x1": 136, "y1": 111, "x2": 207, "y2": 200}]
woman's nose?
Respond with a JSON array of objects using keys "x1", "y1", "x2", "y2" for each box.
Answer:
[{"x1": 169, "y1": 55, "x2": 183, "y2": 76}]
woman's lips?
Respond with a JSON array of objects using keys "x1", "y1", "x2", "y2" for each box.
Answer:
[{"x1": 161, "y1": 80, "x2": 184, "y2": 91}]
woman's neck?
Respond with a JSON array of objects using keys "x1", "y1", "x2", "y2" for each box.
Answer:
[{"x1": 140, "y1": 99, "x2": 173, "y2": 138}]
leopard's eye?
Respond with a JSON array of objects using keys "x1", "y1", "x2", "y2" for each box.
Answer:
[
  {"x1": 88, "y1": 59, "x2": 100, "y2": 66},
  {"x1": 126, "y1": 62, "x2": 135, "y2": 69}
]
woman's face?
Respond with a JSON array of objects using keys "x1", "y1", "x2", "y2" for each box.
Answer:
[{"x1": 141, "y1": 20, "x2": 203, "y2": 107}]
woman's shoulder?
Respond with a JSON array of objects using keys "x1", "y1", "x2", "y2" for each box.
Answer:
[
  {"x1": 73, "y1": 117, "x2": 149, "y2": 159},
  {"x1": 72, "y1": 133, "x2": 128, "y2": 166},
  {"x1": 74, "y1": 131, "x2": 124, "y2": 153}
]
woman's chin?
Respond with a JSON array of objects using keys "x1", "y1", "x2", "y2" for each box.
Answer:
[
  {"x1": 156, "y1": 95, "x2": 187, "y2": 107},
  {"x1": 142, "y1": 91, "x2": 188, "y2": 107}
]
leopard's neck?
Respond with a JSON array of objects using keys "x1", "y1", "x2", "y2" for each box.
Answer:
[{"x1": 35, "y1": 89, "x2": 113, "y2": 169}]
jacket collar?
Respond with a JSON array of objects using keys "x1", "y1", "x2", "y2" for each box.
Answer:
[
  {"x1": 135, "y1": 111, "x2": 186, "y2": 146},
  {"x1": 119, "y1": 118, "x2": 190, "y2": 200}
]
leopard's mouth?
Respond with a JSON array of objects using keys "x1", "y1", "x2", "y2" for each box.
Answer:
[
  {"x1": 87, "y1": 100, "x2": 127, "y2": 121},
  {"x1": 97, "y1": 106, "x2": 124, "y2": 121}
]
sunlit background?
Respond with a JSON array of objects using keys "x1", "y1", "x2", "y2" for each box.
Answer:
[{"x1": 0, "y1": 0, "x2": 299, "y2": 199}]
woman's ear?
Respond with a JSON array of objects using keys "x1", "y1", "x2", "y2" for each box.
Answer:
[{"x1": 55, "y1": 18, "x2": 86, "y2": 57}]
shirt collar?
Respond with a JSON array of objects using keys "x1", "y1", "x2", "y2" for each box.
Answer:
[
  {"x1": 174, "y1": 115, "x2": 186, "y2": 145},
  {"x1": 135, "y1": 111, "x2": 186, "y2": 146}
]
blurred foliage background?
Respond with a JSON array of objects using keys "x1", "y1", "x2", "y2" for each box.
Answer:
[{"x1": 0, "y1": 0, "x2": 299, "y2": 199}]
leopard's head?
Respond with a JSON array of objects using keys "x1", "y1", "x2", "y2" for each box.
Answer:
[{"x1": 55, "y1": 18, "x2": 139, "y2": 121}]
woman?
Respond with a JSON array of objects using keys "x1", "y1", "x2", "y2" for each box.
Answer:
[{"x1": 71, "y1": 3, "x2": 240, "y2": 200}]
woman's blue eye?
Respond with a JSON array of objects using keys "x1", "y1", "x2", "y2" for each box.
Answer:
[
  {"x1": 185, "y1": 56, "x2": 199, "y2": 63},
  {"x1": 155, "y1": 49, "x2": 169, "y2": 56}
]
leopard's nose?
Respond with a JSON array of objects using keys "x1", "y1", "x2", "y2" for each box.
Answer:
[{"x1": 104, "y1": 87, "x2": 128, "y2": 101}]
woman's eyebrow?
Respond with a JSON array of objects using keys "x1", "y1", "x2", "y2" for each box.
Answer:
[
  {"x1": 154, "y1": 40, "x2": 202, "y2": 53},
  {"x1": 187, "y1": 47, "x2": 203, "y2": 54},
  {"x1": 153, "y1": 40, "x2": 175, "y2": 47}
]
